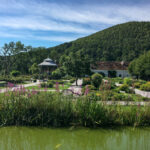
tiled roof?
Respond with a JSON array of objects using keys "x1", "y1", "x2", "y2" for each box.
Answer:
[{"x1": 91, "y1": 61, "x2": 129, "y2": 70}]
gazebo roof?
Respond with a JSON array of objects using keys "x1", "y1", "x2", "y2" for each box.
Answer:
[{"x1": 38, "y1": 58, "x2": 57, "y2": 67}]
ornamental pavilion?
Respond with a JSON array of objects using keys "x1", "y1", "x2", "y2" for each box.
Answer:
[{"x1": 38, "y1": 58, "x2": 57, "y2": 78}]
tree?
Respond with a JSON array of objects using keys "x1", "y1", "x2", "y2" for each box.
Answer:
[
  {"x1": 0, "y1": 41, "x2": 25, "y2": 75},
  {"x1": 29, "y1": 63, "x2": 39, "y2": 75},
  {"x1": 128, "y1": 51, "x2": 150, "y2": 80},
  {"x1": 61, "y1": 53, "x2": 91, "y2": 85}
]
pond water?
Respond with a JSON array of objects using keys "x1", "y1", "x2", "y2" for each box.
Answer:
[{"x1": 0, "y1": 127, "x2": 150, "y2": 150}]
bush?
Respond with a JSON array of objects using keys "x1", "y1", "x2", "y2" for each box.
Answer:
[
  {"x1": 41, "y1": 81, "x2": 53, "y2": 88},
  {"x1": 118, "y1": 84, "x2": 131, "y2": 93},
  {"x1": 133, "y1": 82, "x2": 141, "y2": 88},
  {"x1": 82, "y1": 78, "x2": 91, "y2": 86},
  {"x1": 10, "y1": 70, "x2": 21, "y2": 77},
  {"x1": 140, "y1": 82, "x2": 150, "y2": 91},
  {"x1": 112, "y1": 93, "x2": 134, "y2": 101},
  {"x1": 91, "y1": 73, "x2": 103, "y2": 88},
  {"x1": 70, "y1": 78, "x2": 75, "y2": 83},
  {"x1": 123, "y1": 77, "x2": 133, "y2": 86}
]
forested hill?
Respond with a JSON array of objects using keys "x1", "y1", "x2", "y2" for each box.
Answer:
[
  {"x1": 1, "y1": 21, "x2": 150, "y2": 74},
  {"x1": 48, "y1": 21, "x2": 150, "y2": 62}
]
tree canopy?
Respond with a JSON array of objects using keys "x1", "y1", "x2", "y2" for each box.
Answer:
[{"x1": 128, "y1": 51, "x2": 150, "y2": 80}]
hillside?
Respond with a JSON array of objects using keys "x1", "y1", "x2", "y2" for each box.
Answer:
[
  {"x1": 48, "y1": 21, "x2": 150, "y2": 62},
  {"x1": 1, "y1": 21, "x2": 150, "y2": 74}
]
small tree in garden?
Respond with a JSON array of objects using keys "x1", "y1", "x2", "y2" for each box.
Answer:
[
  {"x1": 128, "y1": 51, "x2": 150, "y2": 80},
  {"x1": 60, "y1": 52, "x2": 91, "y2": 85},
  {"x1": 91, "y1": 73, "x2": 103, "y2": 89},
  {"x1": 29, "y1": 63, "x2": 39, "y2": 75}
]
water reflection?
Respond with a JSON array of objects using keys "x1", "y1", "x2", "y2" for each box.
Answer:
[{"x1": 0, "y1": 127, "x2": 150, "y2": 150}]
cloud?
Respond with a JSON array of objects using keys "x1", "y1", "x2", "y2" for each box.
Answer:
[
  {"x1": 0, "y1": 30, "x2": 79, "y2": 42},
  {"x1": 0, "y1": 16, "x2": 97, "y2": 34},
  {"x1": 0, "y1": 0, "x2": 150, "y2": 44}
]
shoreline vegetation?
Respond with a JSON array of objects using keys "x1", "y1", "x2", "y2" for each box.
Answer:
[{"x1": 0, "y1": 88, "x2": 150, "y2": 128}]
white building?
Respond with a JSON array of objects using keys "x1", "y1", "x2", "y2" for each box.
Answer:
[{"x1": 91, "y1": 61, "x2": 130, "y2": 78}]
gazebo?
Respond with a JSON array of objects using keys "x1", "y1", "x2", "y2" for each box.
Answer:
[{"x1": 38, "y1": 58, "x2": 57, "y2": 79}]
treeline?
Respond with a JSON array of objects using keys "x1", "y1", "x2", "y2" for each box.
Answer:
[
  {"x1": 49, "y1": 21, "x2": 150, "y2": 62},
  {"x1": 0, "y1": 41, "x2": 49, "y2": 75},
  {"x1": 1, "y1": 21, "x2": 150, "y2": 75}
]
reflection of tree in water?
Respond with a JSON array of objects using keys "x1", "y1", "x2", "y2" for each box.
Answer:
[{"x1": 0, "y1": 127, "x2": 150, "y2": 150}]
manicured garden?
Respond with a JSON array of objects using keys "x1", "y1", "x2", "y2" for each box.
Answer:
[{"x1": 81, "y1": 74, "x2": 150, "y2": 101}]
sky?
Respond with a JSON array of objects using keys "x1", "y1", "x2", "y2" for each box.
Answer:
[{"x1": 0, "y1": 0, "x2": 150, "y2": 48}]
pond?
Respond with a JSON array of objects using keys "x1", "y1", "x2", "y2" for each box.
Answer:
[{"x1": 0, "y1": 127, "x2": 150, "y2": 150}]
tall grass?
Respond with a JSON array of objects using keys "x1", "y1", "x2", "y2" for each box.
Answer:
[{"x1": 0, "y1": 87, "x2": 150, "y2": 127}]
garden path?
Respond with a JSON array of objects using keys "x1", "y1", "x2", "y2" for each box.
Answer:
[{"x1": 0, "y1": 82, "x2": 39, "y2": 93}]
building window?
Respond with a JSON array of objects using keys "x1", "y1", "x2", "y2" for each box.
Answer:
[{"x1": 119, "y1": 74, "x2": 122, "y2": 77}]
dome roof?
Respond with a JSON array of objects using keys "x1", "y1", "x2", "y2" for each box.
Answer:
[
  {"x1": 44, "y1": 58, "x2": 53, "y2": 62},
  {"x1": 38, "y1": 58, "x2": 57, "y2": 66}
]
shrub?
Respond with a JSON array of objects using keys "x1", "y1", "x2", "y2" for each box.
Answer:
[
  {"x1": 41, "y1": 81, "x2": 53, "y2": 88},
  {"x1": 112, "y1": 93, "x2": 134, "y2": 101},
  {"x1": 70, "y1": 78, "x2": 75, "y2": 83},
  {"x1": 118, "y1": 84, "x2": 130, "y2": 93},
  {"x1": 124, "y1": 77, "x2": 133, "y2": 86},
  {"x1": 91, "y1": 73, "x2": 103, "y2": 88},
  {"x1": 10, "y1": 70, "x2": 21, "y2": 77},
  {"x1": 82, "y1": 78, "x2": 91, "y2": 86},
  {"x1": 133, "y1": 82, "x2": 141, "y2": 88},
  {"x1": 47, "y1": 81, "x2": 53, "y2": 88},
  {"x1": 140, "y1": 82, "x2": 150, "y2": 91}
]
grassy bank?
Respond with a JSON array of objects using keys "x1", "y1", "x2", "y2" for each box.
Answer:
[{"x1": 0, "y1": 88, "x2": 150, "y2": 127}]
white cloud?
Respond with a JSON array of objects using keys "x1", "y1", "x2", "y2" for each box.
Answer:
[
  {"x1": 0, "y1": 16, "x2": 96, "y2": 34},
  {"x1": 0, "y1": 0, "x2": 150, "y2": 43},
  {"x1": 0, "y1": 30, "x2": 79, "y2": 42}
]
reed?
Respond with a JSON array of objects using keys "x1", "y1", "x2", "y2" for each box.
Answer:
[{"x1": 0, "y1": 87, "x2": 150, "y2": 127}]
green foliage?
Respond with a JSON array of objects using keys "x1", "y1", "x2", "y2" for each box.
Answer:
[
  {"x1": 70, "y1": 78, "x2": 75, "y2": 83},
  {"x1": 48, "y1": 21, "x2": 150, "y2": 62},
  {"x1": 129, "y1": 51, "x2": 150, "y2": 80},
  {"x1": 134, "y1": 82, "x2": 141, "y2": 88},
  {"x1": 51, "y1": 67, "x2": 65, "y2": 79},
  {"x1": 1, "y1": 22, "x2": 150, "y2": 76},
  {"x1": 91, "y1": 73, "x2": 103, "y2": 88},
  {"x1": 82, "y1": 78, "x2": 91, "y2": 86},
  {"x1": 50, "y1": 80, "x2": 65, "y2": 84},
  {"x1": 61, "y1": 53, "x2": 91, "y2": 85},
  {"x1": 118, "y1": 84, "x2": 131, "y2": 93},
  {"x1": 123, "y1": 77, "x2": 133, "y2": 86},
  {"x1": 1, "y1": 91, "x2": 150, "y2": 127},
  {"x1": 41, "y1": 81, "x2": 53, "y2": 88},
  {"x1": 29, "y1": 63, "x2": 39, "y2": 75},
  {"x1": 10, "y1": 70, "x2": 20, "y2": 77},
  {"x1": 140, "y1": 82, "x2": 150, "y2": 91}
]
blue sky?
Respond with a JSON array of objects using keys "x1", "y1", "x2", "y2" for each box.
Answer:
[{"x1": 0, "y1": 0, "x2": 150, "y2": 48}]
